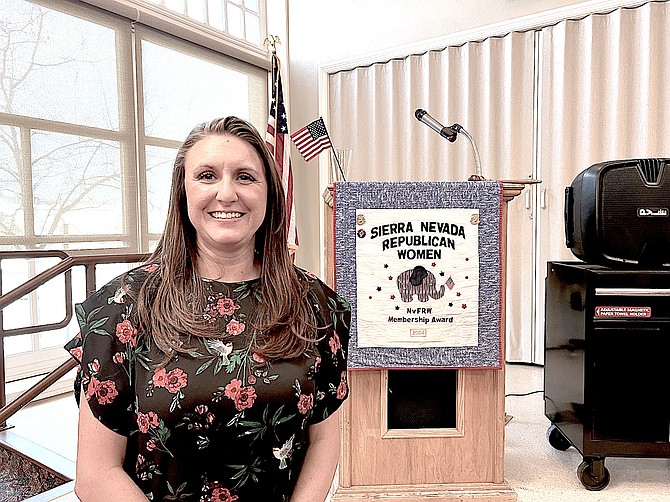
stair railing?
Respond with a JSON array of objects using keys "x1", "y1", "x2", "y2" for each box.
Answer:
[{"x1": 0, "y1": 250, "x2": 149, "y2": 428}]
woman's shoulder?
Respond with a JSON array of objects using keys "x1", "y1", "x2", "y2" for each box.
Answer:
[
  {"x1": 84, "y1": 262, "x2": 160, "y2": 306},
  {"x1": 120, "y1": 262, "x2": 160, "y2": 287},
  {"x1": 293, "y1": 265, "x2": 330, "y2": 292},
  {"x1": 294, "y1": 266, "x2": 350, "y2": 311}
]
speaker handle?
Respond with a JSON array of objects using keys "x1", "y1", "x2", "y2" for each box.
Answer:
[{"x1": 564, "y1": 186, "x2": 575, "y2": 248}]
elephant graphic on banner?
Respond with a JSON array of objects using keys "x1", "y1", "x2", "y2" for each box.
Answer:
[{"x1": 396, "y1": 265, "x2": 445, "y2": 302}]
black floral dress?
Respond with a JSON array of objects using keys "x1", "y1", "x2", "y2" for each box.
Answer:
[{"x1": 64, "y1": 263, "x2": 350, "y2": 502}]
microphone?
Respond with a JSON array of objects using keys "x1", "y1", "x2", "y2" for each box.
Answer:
[
  {"x1": 415, "y1": 109, "x2": 458, "y2": 142},
  {"x1": 415, "y1": 108, "x2": 484, "y2": 178}
]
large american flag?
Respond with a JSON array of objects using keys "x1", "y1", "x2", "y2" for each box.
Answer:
[
  {"x1": 290, "y1": 118, "x2": 333, "y2": 162},
  {"x1": 265, "y1": 54, "x2": 298, "y2": 254}
]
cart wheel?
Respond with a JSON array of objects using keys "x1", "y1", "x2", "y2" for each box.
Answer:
[
  {"x1": 546, "y1": 425, "x2": 571, "y2": 451},
  {"x1": 577, "y1": 459, "x2": 610, "y2": 491}
]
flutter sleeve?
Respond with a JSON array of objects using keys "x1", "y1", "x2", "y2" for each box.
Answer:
[
  {"x1": 307, "y1": 277, "x2": 351, "y2": 424},
  {"x1": 64, "y1": 271, "x2": 142, "y2": 437}
]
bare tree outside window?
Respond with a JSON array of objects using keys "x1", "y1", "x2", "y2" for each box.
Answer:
[
  {"x1": 0, "y1": 0, "x2": 268, "y2": 386},
  {"x1": 0, "y1": 0, "x2": 124, "y2": 248}
]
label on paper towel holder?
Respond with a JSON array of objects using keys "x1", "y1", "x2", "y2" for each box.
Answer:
[{"x1": 594, "y1": 306, "x2": 652, "y2": 318}]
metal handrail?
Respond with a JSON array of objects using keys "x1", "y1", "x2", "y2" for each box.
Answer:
[
  {"x1": 0, "y1": 251, "x2": 74, "y2": 337},
  {"x1": 0, "y1": 358, "x2": 77, "y2": 426},
  {"x1": 0, "y1": 251, "x2": 149, "y2": 427}
]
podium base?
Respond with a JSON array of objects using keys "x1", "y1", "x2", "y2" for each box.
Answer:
[{"x1": 332, "y1": 482, "x2": 517, "y2": 501}]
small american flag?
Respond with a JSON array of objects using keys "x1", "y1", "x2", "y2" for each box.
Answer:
[
  {"x1": 265, "y1": 54, "x2": 298, "y2": 254},
  {"x1": 290, "y1": 118, "x2": 332, "y2": 162}
]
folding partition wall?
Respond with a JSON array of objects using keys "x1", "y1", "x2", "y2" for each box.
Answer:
[{"x1": 326, "y1": 0, "x2": 670, "y2": 363}]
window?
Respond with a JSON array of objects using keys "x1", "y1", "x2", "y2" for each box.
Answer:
[
  {"x1": 0, "y1": 0, "x2": 268, "y2": 397},
  {"x1": 144, "y1": 0, "x2": 263, "y2": 45}
]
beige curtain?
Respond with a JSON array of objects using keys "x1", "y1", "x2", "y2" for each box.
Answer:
[
  {"x1": 328, "y1": 32, "x2": 537, "y2": 362},
  {"x1": 328, "y1": 32, "x2": 536, "y2": 183},
  {"x1": 327, "y1": 0, "x2": 670, "y2": 363},
  {"x1": 539, "y1": 1, "x2": 670, "y2": 267},
  {"x1": 536, "y1": 1, "x2": 670, "y2": 363}
]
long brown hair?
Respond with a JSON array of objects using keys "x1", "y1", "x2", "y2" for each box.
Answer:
[{"x1": 137, "y1": 116, "x2": 317, "y2": 361}]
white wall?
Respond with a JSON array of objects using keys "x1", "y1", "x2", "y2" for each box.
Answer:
[{"x1": 284, "y1": 0, "x2": 622, "y2": 275}]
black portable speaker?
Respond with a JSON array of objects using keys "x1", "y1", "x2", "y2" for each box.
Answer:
[{"x1": 565, "y1": 158, "x2": 670, "y2": 268}]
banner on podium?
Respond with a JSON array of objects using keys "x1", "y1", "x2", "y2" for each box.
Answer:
[{"x1": 334, "y1": 181, "x2": 503, "y2": 369}]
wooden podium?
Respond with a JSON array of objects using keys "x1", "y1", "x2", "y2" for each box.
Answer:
[{"x1": 324, "y1": 182, "x2": 527, "y2": 502}]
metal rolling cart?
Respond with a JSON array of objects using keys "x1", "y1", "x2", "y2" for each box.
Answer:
[{"x1": 544, "y1": 261, "x2": 670, "y2": 490}]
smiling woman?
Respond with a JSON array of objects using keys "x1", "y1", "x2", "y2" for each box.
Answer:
[
  {"x1": 64, "y1": 116, "x2": 352, "y2": 502},
  {"x1": 185, "y1": 134, "x2": 268, "y2": 279}
]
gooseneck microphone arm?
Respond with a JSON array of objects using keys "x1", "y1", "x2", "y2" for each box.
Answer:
[
  {"x1": 452, "y1": 124, "x2": 482, "y2": 179},
  {"x1": 415, "y1": 108, "x2": 483, "y2": 179}
]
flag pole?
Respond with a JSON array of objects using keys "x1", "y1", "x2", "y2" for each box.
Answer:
[
  {"x1": 329, "y1": 143, "x2": 347, "y2": 181},
  {"x1": 269, "y1": 53, "x2": 279, "y2": 157},
  {"x1": 321, "y1": 119, "x2": 346, "y2": 182},
  {"x1": 264, "y1": 37, "x2": 280, "y2": 160}
]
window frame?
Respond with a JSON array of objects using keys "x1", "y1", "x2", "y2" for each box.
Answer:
[
  {"x1": 80, "y1": 0, "x2": 271, "y2": 70},
  {"x1": 1, "y1": 0, "x2": 271, "y2": 396}
]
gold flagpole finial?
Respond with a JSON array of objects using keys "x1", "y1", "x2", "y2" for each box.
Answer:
[{"x1": 263, "y1": 35, "x2": 281, "y2": 54}]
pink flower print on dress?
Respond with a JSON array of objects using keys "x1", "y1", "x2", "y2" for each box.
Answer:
[
  {"x1": 211, "y1": 487, "x2": 238, "y2": 502},
  {"x1": 152, "y1": 367, "x2": 188, "y2": 393},
  {"x1": 116, "y1": 319, "x2": 137, "y2": 347},
  {"x1": 337, "y1": 381, "x2": 347, "y2": 399},
  {"x1": 136, "y1": 411, "x2": 159, "y2": 433},
  {"x1": 142, "y1": 263, "x2": 159, "y2": 273},
  {"x1": 337, "y1": 371, "x2": 348, "y2": 399},
  {"x1": 164, "y1": 368, "x2": 188, "y2": 393},
  {"x1": 69, "y1": 346, "x2": 83, "y2": 363},
  {"x1": 89, "y1": 358, "x2": 100, "y2": 374},
  {"x1": 113, "y1": 352, "x2": 125, "y2": 364},
  {"x1": 329, "y1": 332, "x2": 341, "y2": 354},
  {"x1": 297, "y1": 394, "x2": 314, "y2": 414},
  {"x1": 216, "y1": 297, "x2": 240, "y2": 316},
  {"x1": 224, "y1": 378, "x2": 257, "y2": 411},
  {"x1": 136, "y1": 454, "x2": 145, "y2": 474},
  {"x1": 225, "y1": 319, "x2": 245, "y2": 336},
  {"x1": 152, "y1": 367, "x2": 168, "y2": 388},
  {"x1": 234, "y1": 386, "x2": 256, "y2": 411},
  {"x1": 252, "y1": 352, "x2": 266, "y2": 364},
  {"x1": 86, "y1": 375, "x2": 118, "y2": 405},
  {"x1": 224, "y1": 378, "x2": 242, "y2": 399},
  {"x1": 193, "y1": 405, "x2": 216, "y2": 427}
]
